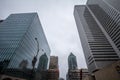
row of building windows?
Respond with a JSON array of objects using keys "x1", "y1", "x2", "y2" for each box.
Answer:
[
  {"x1": 87, "y1": 1, "x2": 120, "y2": 55},
  {"x1": 83, "y1": 6, "x2": 119, "y2": 65}
]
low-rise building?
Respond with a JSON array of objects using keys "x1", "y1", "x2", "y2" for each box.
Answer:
[
  {"x1": 67, "y1": 69, "x2": 81, "y2": 80},
  {"x1": 46, "y1": 56, "x2": 59, "y2": 80},
  {"x1": 46, "y1": 69, "x2": 59, "y2": 80},
  {"x1": 80, "y1": 69, "x2": 89, "y2": 80}
]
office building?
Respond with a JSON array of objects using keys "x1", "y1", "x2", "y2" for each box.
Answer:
[
  {"x1": 67, "y1": 53, "x2": 80, "y2": 80},
  {"x1": 36, "y1": 56, "x2": 59, "y2": 80},
  {"x1": 80, "y1": 69, "x2": 89, "y2": 80},
  {"x1": 66, "y1": 69, "x2": 81, "y2": 80},
  {"x1": 46, "y1": 69, "x2": 59, "y2": 80},
  {"x1": 68, "y1": 53, "x2": 78, "y2": 70},
  {"x1": 74, "y1": 4, "x2": 119, "y2": 73},
  {"x1": 37, "y1": 53, "x2": 48, "y2": 71},
  {"x1": 49, "y1": 56, "x2": 58, "y2": 69},
  {"x1": 66, "y1": 69, "x2": 89, "y2": 80},
  {"x1": 35, "y1": 53, "x2": 49, "y2": 80},
  {"x1": 87, "y1": 0, "x2": 120, "y2": 57},
  {"x1": 0, "y1": 13, "x2": 50, "y2": 79},
  {"x1": 46, "y1": 56, "x2": 59, "y2": 80}
]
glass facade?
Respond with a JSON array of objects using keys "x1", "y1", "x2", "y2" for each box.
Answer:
[
  {"x1": 68, "y1": 53, "x2": 78, "y2": 70},
  {"x1": 74, "y1": 5, "x2": 119, "y2": 73},
  {"x1": 37, "y1": 53, "x2": 48, "y2": 71},
  {"x1": 0, "y1": 13, "x2": 50, "y2": 78}
]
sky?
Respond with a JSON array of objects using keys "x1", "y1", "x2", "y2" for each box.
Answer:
[{"x1": 0, "y1": 0, "x2": 87, "y2": 79}]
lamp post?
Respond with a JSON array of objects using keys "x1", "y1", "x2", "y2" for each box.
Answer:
[{"x1": 32, "y1": 38, "x2": 40, "y2": 71}]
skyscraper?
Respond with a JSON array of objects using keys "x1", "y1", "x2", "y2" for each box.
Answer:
[
  {"x1": 0, "y1": 13, "x2": 50, "y2": 79},
  {"x1": 37, "y1": 53, "x2": 48, "y2": 71},
  {"x1": 67, "y1": 53, "x2": 81, "y2": 80},
  {"x1": 68, "y1": 53, "x2": 78, "y2": 70},
  {"x1": 86, "y1": 0, "x2": 120, "y2": 58},
  {"x1": 74, "y1": 3, "x2": 119, "y2": 73}
]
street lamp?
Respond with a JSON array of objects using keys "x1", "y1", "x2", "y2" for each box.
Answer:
[
  {"x1": 32, "y1": 38, "x2": 40, "y2": 71},
  {"x1": 35, "y1": 38, "x2": 40, "y2": 57}
]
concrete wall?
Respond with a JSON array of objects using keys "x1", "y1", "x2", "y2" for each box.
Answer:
[
  {"x1": 83, "y1": 75, "x2": 95, "y2": 80},
  {"x1": 94, "y1": 60, "x2": 120, "y2": 80}
]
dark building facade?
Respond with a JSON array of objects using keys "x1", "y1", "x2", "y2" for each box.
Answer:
[
  {"x1": 68, "y1": 53, "x2": 78, "y2": 70},
  {"x1": 80, "y1": 69, "x2": 89, "y2": 80},
  {"x1": 0, "y1": 13, "x2": 50, "y2": 79},
  {"x1": 66, "y1": 69, "x2": 90, "y2": 80},
  {"x1": 59, "y1": 78, "x2": 64, "y2": 80},
  {"x1": 46, "y1": 69, "x2": 59, "y2": 80},
  {"x1": 37, "y1": 53, "x2": 48, "y2": 71},
  {"x1": 67, "y1": 53, "x2": 79, "y2": 80},
  {"x1": 66, "y1": 69, "x2": 81, "y2": 80},
  {"x1": 74, "y1": 3, "x2": 120, "y2": 73}
]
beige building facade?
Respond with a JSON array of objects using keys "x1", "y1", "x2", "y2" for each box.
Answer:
[{"x1": 94, "y1": 60, "x2": 120, "y2": 80}]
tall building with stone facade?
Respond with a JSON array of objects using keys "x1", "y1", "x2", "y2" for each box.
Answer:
[{"x1": 74, "y1": 1, "x2": 120, "y2": 73}]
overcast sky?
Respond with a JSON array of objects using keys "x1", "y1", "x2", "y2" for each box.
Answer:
[{"x1": 0, "y1": 0, "x2": 87, "y2": 79}]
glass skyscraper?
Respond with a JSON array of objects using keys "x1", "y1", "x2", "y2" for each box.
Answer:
[
  {"x1": 74, "y1": 0, "x2": 120, "y2": 73},
  {"x1": 67, "y1": 53, "x2": 79, "y2": 80},
  {"x1": 0, "y1": 13, "x2": 50, "y2": 78},
  {"x1": 68, "y1": 53, "x2": 78, "y2": 70}
]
